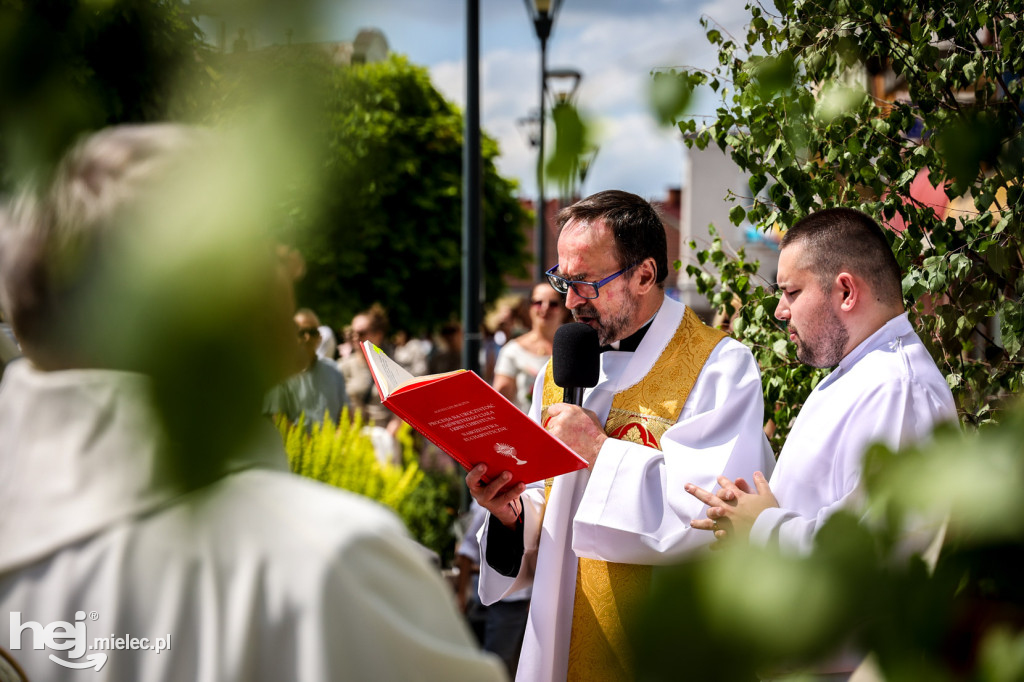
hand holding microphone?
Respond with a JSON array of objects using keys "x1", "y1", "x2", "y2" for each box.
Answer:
[{"x1": 546, "y1": 323, "x2": 605, "y2": 467}]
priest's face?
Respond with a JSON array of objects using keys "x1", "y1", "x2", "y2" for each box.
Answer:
[
  {"x1": 555, "y1": 219, "x2": 642, "y2": 346},
  {"x1": 775, "y1": 243, "x2": 849, "y2": 368}
]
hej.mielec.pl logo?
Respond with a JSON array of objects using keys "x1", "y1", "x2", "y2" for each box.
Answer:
[{"x1": 9, "y1": 610, "x2": 171, "y2": 672}]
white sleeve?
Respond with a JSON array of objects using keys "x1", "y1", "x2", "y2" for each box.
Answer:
[
  {"x1": 749, "y1": 375, "x2": 951, "y2": 555},
  {"x1": 572, "y1": 338, "x2": 775, "y2": 564}
]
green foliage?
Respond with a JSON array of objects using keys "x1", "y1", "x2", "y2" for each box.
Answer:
[
  {"x1": 546, "y1": 101, "x2": 590, "y2": 197},
  {"x1": 649, "y1": 69, "x2": 697, "y2": 128},
  {"x1": 0, "y1": 0, "x2": 210, "y2": 187},
  {"x1": 635, "y1": 402, "x2": 1024, "y2": 681},
  {"x1": 287, "y1": 54, "x2": 530, "y2": 334},
  {"x1": 673, "y1": 0, "x2": 1024, "y2": 436},
  {"x1": 398, "y1": 467, "x2": 463, "y2": 566},
  {"x1": 685, "y1": 230, "x2": 823, "y2": 450},
  {"x1": 641, "y1": 2, "x2": 1024, "y2": 678},
  {"x1": 277, "y1": 410, "x2": 461, "y2": 561}
]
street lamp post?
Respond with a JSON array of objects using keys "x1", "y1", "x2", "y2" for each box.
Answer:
[
  {"x1": 462, "y1": 0, "x2": 481, "y2": 376},
  {"x1": 524, "y1": 0, "x2": 563, "y2": 282}
]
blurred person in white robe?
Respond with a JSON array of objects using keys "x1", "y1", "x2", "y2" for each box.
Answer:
[
  {"x1": 467, "y1": 190, "x2": 776, "y2": 682},
  {"x1": 0, "y1": 124, "x2": 506, "y2": 682}
]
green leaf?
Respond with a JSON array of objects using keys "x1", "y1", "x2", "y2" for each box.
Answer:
[
  {"x1": 546, "y1": 101, "x2": 589, "y2": 191},
  {"x1": 649, "y1": 71, "x2": 694, "y2": 126},
  {"x1": 730, "y1": 205, "x2": 747, "y2": 225},
  {"x1": 987, "y1": 245, "x2": 1009, "y2": 277},
  {"x1": 896, "y1": 168, "x2": 917, "y2": 187}
]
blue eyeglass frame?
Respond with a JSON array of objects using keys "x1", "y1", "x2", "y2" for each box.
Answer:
[{"x1": 545, "y1": 262, "x2": 639, "y2": 300}]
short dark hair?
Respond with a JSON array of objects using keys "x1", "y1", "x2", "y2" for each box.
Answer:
[
  {"x1": 555, "y1": 190, "x2": 668, "y2": 286},
  {"x1": 781, "y1": 208, "x2": 903, "y2": 306}
]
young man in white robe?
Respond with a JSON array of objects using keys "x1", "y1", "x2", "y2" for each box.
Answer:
[
  {"x1": 686, "y1": 207, "x2": 956, "y2": 551},
  {"x1": 0, "y1": 124, "x2": 506, "y2": 682},
  {"x1": 684, "y1": 208, "x2": 957, "y2": 678},
  {"x1": 468, "y1": 190, "x2": 777, "y2": 682}
]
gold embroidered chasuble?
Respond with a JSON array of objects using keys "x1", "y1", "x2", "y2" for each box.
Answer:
[{"x1": 540, "y1": 306, "x2": 725, "y2": 681}]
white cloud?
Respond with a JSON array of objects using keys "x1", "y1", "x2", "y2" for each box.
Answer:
[
  {"x1": 430, "y1": 59, "x2": 464, "y2": 106},
  {"x1": 412, "y1": 0, "x2": 756, "y2": 198},
  {"x1": 584, "y1": 113, "x2": 684, "y2": 198}
]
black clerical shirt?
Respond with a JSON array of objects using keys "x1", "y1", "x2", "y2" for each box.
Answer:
[{"x1": 485, "y1": 314, "x2": 656, "y2": 576}]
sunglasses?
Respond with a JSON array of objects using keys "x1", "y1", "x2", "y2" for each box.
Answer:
[{"x1": 297, "y1": 327, "x2": 320, "y2": 339}]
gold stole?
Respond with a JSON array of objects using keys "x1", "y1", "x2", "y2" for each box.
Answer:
[{"x1": 541, "y1": 307, "x2": 725, "y2": 681}]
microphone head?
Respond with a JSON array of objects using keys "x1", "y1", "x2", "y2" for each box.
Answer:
[{"x1": 553, "y1": 322, "x2": 600, "y2": 389}]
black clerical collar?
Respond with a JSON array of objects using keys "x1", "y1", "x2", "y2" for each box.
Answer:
[{"x1": 600, "y1": 315, "x2": 656, "y2": 354}]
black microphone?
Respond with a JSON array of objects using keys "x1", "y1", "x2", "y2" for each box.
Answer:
[{"x1": 552, "y1": 322, "x2": 600, "y2": 406}]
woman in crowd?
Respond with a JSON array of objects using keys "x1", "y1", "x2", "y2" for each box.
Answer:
[{"x1": 492, "y1": 282, "x2": 566, "y2": 412}]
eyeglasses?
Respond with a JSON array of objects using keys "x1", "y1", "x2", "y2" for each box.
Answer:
[
  {"x1": 545, "y1": 263, "x2": 639, "y2": 300},
  {"x1": 297, "y1": 327, "x2": 320, "y2": 339},
  {"x1": 531, "y1": 298, "x2": 561, "y2": 308}
]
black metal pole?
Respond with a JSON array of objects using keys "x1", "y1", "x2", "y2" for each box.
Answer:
[
  {"x1": 534, "y1": 34, "x2": 548, "y2": 283},
  {"x1": 462, "y1": 0, "x2": 482, "y2": 377}
]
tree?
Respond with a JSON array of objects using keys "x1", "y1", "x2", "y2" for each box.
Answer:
[
  {"x1": 289, "y1": 54, "x2": 529, "y2": 334},
  {"x1": 0, "y1": 0, "x2": 209, "y2": 186},
  {"x1": 667, "y1": 0, "x2": 1022, "y2": 445},
  {"x1": 627, "y1": 2, "x2": 1024, "y2": 679}
]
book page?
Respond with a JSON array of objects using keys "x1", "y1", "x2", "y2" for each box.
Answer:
[
  {"x1": 362, "y1": 341, "x2": 415, "y2": 399},
  {"x1": 393, "y1": 369, "x2": 464, "y2": 394}
]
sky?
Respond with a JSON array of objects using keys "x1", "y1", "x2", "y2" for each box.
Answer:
[{"x1": 320, "y1": 0, "x2": 754, "y2": 202}]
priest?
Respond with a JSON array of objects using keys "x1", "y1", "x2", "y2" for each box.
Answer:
[{"x1": 468, "y1": 189, "x2": 777, "y2": 681}]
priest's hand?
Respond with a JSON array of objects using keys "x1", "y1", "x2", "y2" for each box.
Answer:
[
  {"x1": 466, "y1": 464, "x2": 526, "y2": 529},
  {"x1": 685, "y1": 472, "x2": 778, "y2": 542},
  {"x1": 543, "y1": 403, "x2": 606, "y2": 468}
]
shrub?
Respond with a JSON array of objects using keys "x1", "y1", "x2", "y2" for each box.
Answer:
[{"x1": 275, "y1": 410, "x2": 461, "y2": 561}]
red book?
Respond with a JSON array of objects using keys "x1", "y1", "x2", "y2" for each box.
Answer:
[{"x1": 361, "y1": 341, "x2": 588, "y2": 486}]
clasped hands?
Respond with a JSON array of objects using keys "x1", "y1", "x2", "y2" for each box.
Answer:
[
  {"x1": 685, "y1": 471, "x2": 777, "y2": 543},
  {"x1": 466, "y1": 403, "x2": 604, "y2": 529}
]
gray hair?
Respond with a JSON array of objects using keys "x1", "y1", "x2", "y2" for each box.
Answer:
[{"x1": 0, "y1": 124, "x2": 202, "y2": 364}]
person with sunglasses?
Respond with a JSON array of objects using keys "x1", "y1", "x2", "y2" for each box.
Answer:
[
  {"x1": 467, "y1": 189, "x2": 775, "y2": 682},
  {"x1": 492, "y1": 283, "x2": 568, "y2": 413},
  {"x1": 263, "y1": 307, "x2": 349, "y2": 429}
]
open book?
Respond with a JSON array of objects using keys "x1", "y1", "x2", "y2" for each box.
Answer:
[{"x1": 361, "y1": 341, "x2": 588, "y2": 486}]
